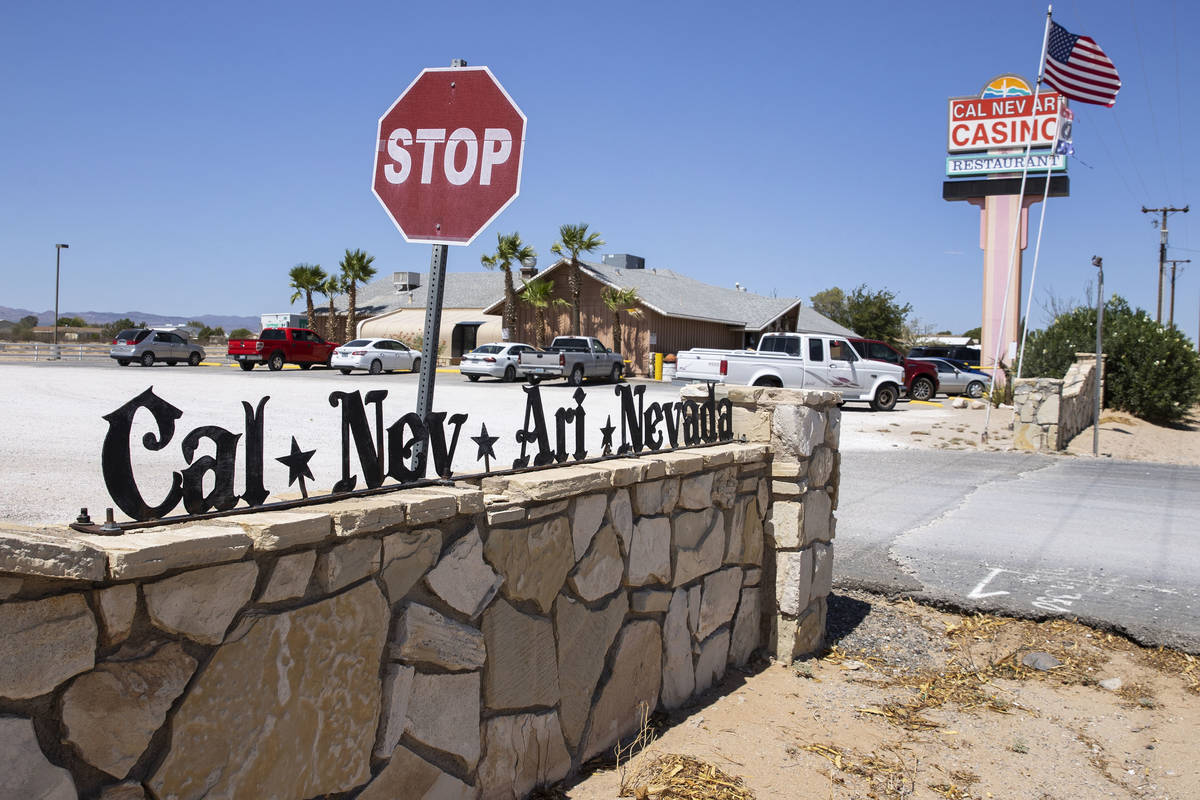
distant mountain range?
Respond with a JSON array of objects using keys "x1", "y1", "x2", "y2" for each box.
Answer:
[{"x1": 0, "y1": 306, "x2": 260, "y2": 331}]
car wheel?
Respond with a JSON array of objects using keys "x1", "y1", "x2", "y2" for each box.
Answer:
[
  {"x1": 188, "y1": 352, "x2": 201, "y2": 367},
  {"x1": 569, "y1": 365, "x2": 585, "y2": 386},
  {"x1": 871, "y1": 383, "x2": 899, "y2": 411},
  {"x1": 411, "y1": 358, "x2": 421, "y2": 374},
  {"x1": 239, "y1": 361, "x2": 255, "y2": 371},
  {"x1": 966, "y1": 380, "x2": 985, "y2": 399},
  {"x1": 467, "y1": 374, "x2": 481, "y2": 382},
  {"x1": 752, "y1": 376, "x2": 782, "y2": 387},
  {"x1": 609, "y1": 363, "x2": 623, "y2": 383},
  {"x1": 503, "y1": 365, "x2": 516, "y2": 383},
  {"x1": 368, "y1": 359, "x2": 383, "y2": 375},
  {"x1": 909, "y1": 376, "x2": 934, "y2": 401},
  {"x1": 298, "y1": 363, "x2": 312, "y2": 370},
  {"x1": 140, "y1": 352, "x2": 155, "y2": 368},
  {"x1": 267, "y1": 352, "x2": 285, "y2": 371},
  {"x1": 339, "y1": 368, "x2": 351, "y2": 375},
  {"x1": 117, "y1": 359, "x2": 130, "y2": 367}
]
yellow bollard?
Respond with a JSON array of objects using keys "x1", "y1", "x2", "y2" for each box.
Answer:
[{"x1": 654, "y1": 352, "x2": 664, "y2": 381}]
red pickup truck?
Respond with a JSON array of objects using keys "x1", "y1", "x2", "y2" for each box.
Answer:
[
  {"x1": 227, "y1": 327, "x2": 338, "y2": 371},
  {"x1": 847, "y1": 337, "x2": 939, "y2": 401}
]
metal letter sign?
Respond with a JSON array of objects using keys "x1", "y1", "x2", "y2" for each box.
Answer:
[{"x1": 371, "y1": 65, "x2": 526, "y2": 246}]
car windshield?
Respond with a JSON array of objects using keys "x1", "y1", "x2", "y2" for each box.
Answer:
[
  {"x1": 260, "y1": 329, "x2": 285, "y2": 340},
  {"x1": 115, "y1": 329, "x2": 146, "y2": 342},
  {"x1": 473, "y1": 345, "x2": 503, "y2": 354},
  {"x1": 344, "y1": 339, "x2": 370, "y2": 347}
]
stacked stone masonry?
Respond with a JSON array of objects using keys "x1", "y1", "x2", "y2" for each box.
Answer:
[
  {"x1": 1013, "y1": 353, "x2": 1102, "y2": 451},
  {"x1": 0, "y1": 387, "x2": 838, "y2": 800}
]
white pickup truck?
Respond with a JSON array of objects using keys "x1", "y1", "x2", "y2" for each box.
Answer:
[{"x1": 674, "y1": 332, "x2": 906, "y2": 411}]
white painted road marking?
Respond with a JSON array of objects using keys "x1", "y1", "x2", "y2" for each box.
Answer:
[{"x1": 967, "y1": 567, "x2": 1012, "y2": 599}]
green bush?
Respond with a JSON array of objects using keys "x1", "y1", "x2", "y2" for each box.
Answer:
[{"x1": 1021, "y1": 295, "x2": 1200, "y2": 424}]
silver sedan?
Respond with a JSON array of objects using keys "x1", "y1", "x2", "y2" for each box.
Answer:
[
  {"x1": 911, "y1": 357, "x2": 991, "y2": 398},
  {"x1": 331, "y1": 338, "x2": 420, "y2": 375},
  {"x1": 460, "y1": 342, "x2": 536, "y2": 382}
]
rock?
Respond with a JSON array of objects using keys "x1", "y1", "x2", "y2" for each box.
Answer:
[
  {"x1": 697, "y1": 567, "x2": 742, "y2": 641},
  {"x1": 766, "y1": 501, "x2": 803, "y2": 549},
  {"x1": 678, "y1": 473, "x2": 714, "y2": 510},
  {"x1": 728, "y1": 588, "x2": 762, "y2": 665},
  {"x1": 1022, "y1": 651, "x2": 1061, "y2": 671},
  {"x1": 404, "y1": 670, "x2": 482, "y2": 771},
  {"x1": 811, "y1": 542, "x2": 833, "y2": 598},
  {"x1": 0, "y1": 593, "x2": 96, "y2": 700},
  {"x1": 330, "y1": 496, "x2": 407, "y2": 538},
  {"x1": 1099, "y1": 677, "x2": 1124, "y2": 691},
  {"x1": 687, "y1": 585, "x2": 701, "y2": 637},
  {"x1": 80, "y1": 525, "x2": 251, "y2": 581},
  {"x1": 381, "y1": 528, "x2": 443, "y2": 604},
  {"x1": 608, "y1": 489, "x2": 633, "y2": 552},
  {"x1": 400, "y1": 488, "x2": 461, "y2": 525},
  {"x1": 485, "y1": 517, "x2": 574, "y2": 613},
  {"x1": 660, "y1": 589, "x2": 695, "y2": 710},
  {"x1": 359, "y1": 743, "x2": 478, "y2": 800},
  {"x1": 554, "y1": 592, "x2": 629, "y2": 750},
  {"x1": 486, "y1": 465, "x2": 611, "y2": 504},
  {"x1": 95, "y1": 584, "x2": 137, "y2": 646},
  {"x1": 230, "y1": 510, "x2": 330, "y2": 551},
  {"x1": 952, "y1": 397, "x2": 968, "y2": 409},
  {"x1": 711, "y1": 468, "x2": 737, "y2": 508},
  {"x1": 0, "y1": 716, "x2": 76, "y2": 800},
  {"x1": 632, "y1": 480, "x2": 663, "y2": 516},
  {"x1": 580, "y1": 620, "x2": 663, "y2": 763},
  {"x1": 144, "y1": 561, "x2": 257, "y2": 645},
  {"x1": 477, "y1": 712, "x2": 571, "y2": 800},
  {"x1": 527, "y1": 501, "x2": 568, "y2": 521},
  {"x1": 660, "y1": 478, "x2": 680, "y2": 514},
  {"x1": 314, "y1": 537, "x2": 381, "y2": 594},
  {"x1": 0, "y1": 528, "x2": 105, "y2": 581},
  {"x1": 390, "y1": 603, "x2": 485, "y2": 671},
  {"x1": 630, "y1": 588, "x2": 672, "y2": 614},
  {"x1": 97, "y1": 783, "x2": 145, "y2": 800},
  {"x1": 570, "y1": 494, "x2": 608, "y2": 560},
  {"x1": 694, "y1": 630, "x2": 731, "y2": 694},
  {"x1": 741, "y1": 498, "x2": 765, "y2": 566},
  {"x1": 569, "y1": 525, "x2": 624, "y2": 601},
  {"x1": 61, "y1": 641, "x2": 197, "y2": 778},
  {"x1": 424, "y1": 529, "x2": 500, "y2": 618},
  {"x1": 257, "y1": 550, "x2": 316, "y2": 604},
  {"x1": 971, "y1": 399, "x2": 987, "y2": 410},
  {"x1": 626, "y1": 516, "x2": 672, "y2": 586},
  {"x1": 808, "y1": 446, "x2": 834, "y2": 487},
  {"x1": 148, "y1": 582, "x2": 389, "y2": 800},
  {"x1": 803, "y1": 491, "x2": 832, "y2": 545},
  {"x1": 743, "y1": 567, "x2": 762, "y2": 586},
  {"x1": 673, "y1": 509, "x2": 724, "y2": 587},
  {"x1": 824, "y1": 406, "x2": 842, "y2": 449},
  {"x1": 772, "y1": 405, "x2": 825, "y2": 459},
  {"x1": 775, "y1": 549, "x2": 814, "y2": 617},
  {"x1": 373, "y1": 663, "x2": 415, "y2": 759},
  {"x1": 731, "y1": 406, "x2": 771, "y2": 442},
  {"x1": 482, "y1": 599, "x2": 559, "y2": 710},
  {"x1": 0, "y1": 576, "x2": 19, "y2": 600}
]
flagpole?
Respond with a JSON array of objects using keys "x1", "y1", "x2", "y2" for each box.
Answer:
[
  {"x1": 1014, "y1": 106, "x2": 1065, "y2": 384},
  {"x1": 982, "y1": 4, "x2": 1053, "y2": 444}
]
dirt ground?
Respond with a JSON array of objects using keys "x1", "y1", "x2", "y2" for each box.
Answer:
[{"x1": 558, "y1": 403, "x2": 1200, "y2": 800}]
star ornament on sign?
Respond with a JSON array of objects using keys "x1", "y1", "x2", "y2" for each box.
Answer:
[
  {"x1": 472, "y1": 423, "x2": 500, "y2": 472},
  {"x1": 276, "y1": 436, "x2": 316, "y2": 498}
]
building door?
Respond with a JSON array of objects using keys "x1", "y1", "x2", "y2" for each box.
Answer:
[{"x1": 451, "y1": 323, "x2": 484, "y2": 357}]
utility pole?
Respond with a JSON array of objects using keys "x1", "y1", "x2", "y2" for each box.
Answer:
[
  {"x1": 1165, "y1": 259, "x2": 1190, "y2": 327},
  {"x1": 1142, "y1": 205, "x2": 1189, "y2": 323}
]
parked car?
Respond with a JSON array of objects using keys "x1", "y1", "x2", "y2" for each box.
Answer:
[
  {"x1": 110, "y1": 329, "x2": 205, "y2": 367},
  {"x1": 847, "y1": 337, "x2": 939, "y2": 401},
  {"x1": 518, "y1": 336, "x2": 625, "y2": 385},
  {"x1": 460, "y1": 342, "x2": 537, "y2": 382},
  {"x1": 910, "y1": 357, "x2": 991, "y2": 398},
  {"x1": 675, "y1": 332, "x2": 905, "y2": 411},
  {"x1": 227, "y1": 327, "x2": 338, "y2": 371},
  {"x1": 331, "y1": 338, "x2": 420, "y2": 375},
  {"x1": 908, "y1": 344, "x2": 982, "y2": 366}
]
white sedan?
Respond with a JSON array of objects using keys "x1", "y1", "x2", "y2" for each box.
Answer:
[
  {"x1": 331, "y1": 338, "x2": 420, "y2": 375},
  {"x1": 460, "y1": 342, "x2": 537, "y2": 382}
]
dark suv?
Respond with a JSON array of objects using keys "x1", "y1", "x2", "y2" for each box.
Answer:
[
  {"x1": 848, "y1": 338, "x2": 939, "y2": 401},
  {"x1": 908, "y1": 345, "x2": 981, "y2": 366}
]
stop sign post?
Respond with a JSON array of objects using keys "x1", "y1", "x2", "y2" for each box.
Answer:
[{"x1": 372, "y1": 62, "x2": 526, "y2": 461}]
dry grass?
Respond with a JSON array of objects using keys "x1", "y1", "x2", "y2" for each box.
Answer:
[{"x1": 620, "y1": 754, "x2": 755, "y2": 800}]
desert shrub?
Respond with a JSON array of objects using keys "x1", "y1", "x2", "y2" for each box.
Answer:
[{"x1": 1021, "y1": 295, "x2": 1200, "y2": 424}]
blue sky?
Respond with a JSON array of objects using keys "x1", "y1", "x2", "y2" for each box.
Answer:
[{"x1": 2, "y1": 0, "x2": 1196, "y2": 340}]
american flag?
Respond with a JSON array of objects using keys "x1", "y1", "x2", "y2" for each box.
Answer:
[{"x1": 1042, "y1": 21, "x2": 1121, "y2": 107}]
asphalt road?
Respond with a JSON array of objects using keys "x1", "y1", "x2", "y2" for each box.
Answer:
[{"x1": 836, "y1": 448, "x2": 1200, "y2": 653}]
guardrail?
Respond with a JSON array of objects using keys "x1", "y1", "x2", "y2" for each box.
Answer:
[{"x1": 0, "y1": 342, "x2": 111, "y2": 361}]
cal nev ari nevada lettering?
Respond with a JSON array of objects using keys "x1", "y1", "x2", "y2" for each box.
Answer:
[{"x1": 947, "y1": 83, "x2": 1061, "y2": 152}]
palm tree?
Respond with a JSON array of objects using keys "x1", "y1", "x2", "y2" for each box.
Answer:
[
  {"x1": 519, "y1": 278, "x2": 567, "y2": 348},
  {"x1": 317, "y1": 273, "x2": 345, "y2": 340},
  {"x1": 551, "y1": 223, "x2": 605, "y2": 336},
  {"x1": 288, "y1": 263, "x2": 327, "y2": 330},
  {"x1": 340, "y1": 249, "x2": 377, "y2": 341},
  {"x1": 601, "y1": 286, "x2": 641, "y2": 354},
  {"x1": 481, "y1": 232, "x2": 536, "y2": 341}
]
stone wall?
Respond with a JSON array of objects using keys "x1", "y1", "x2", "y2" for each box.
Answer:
[
  {"x1": 1013, "y1": 353, "x2": 1102, "y2": 451},
  {"x1": 0, "y1": 389, "x2": 838, "y2": 800}
]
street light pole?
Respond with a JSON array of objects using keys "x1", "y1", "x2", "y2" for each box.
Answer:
[
  {"x1": 1092, "y1": 255, "x2": 1103, "y2": 458},
  {"x1": 52, "y1": 243, "x2": 69, "y2": 360}
]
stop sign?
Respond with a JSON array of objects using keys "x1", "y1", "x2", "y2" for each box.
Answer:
[{"x1": 372, "y1": 66, "x2": 526, "y2": 246}]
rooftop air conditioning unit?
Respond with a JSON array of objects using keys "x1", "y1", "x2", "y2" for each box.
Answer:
[
  {"x1": 601, "y1": 254, "x2": 645, "y2": 270},
  {"x1": 393, "y1": 272, "x2": 421, "y2": 292}
]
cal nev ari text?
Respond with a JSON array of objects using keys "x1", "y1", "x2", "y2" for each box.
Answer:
[{"x1": 675, "y1": 333, "x2": 905, "y2": 411}]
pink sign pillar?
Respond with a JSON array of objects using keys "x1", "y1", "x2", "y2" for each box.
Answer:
[{"x1": 968, "y1": 194, "x2": 1040, "y2": 381}]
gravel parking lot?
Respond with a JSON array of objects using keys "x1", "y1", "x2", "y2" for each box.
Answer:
[{"x1": 0, "y1": 362, "x2": 687, "y2": 526}]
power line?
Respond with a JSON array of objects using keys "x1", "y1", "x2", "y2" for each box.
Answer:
[
  {"x1": 1128, "y1": 0, "x2": 1174, "y2": 201},
  {"x1": 1141, "y1": 205, "x2": 1189, "y2": 323}
]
